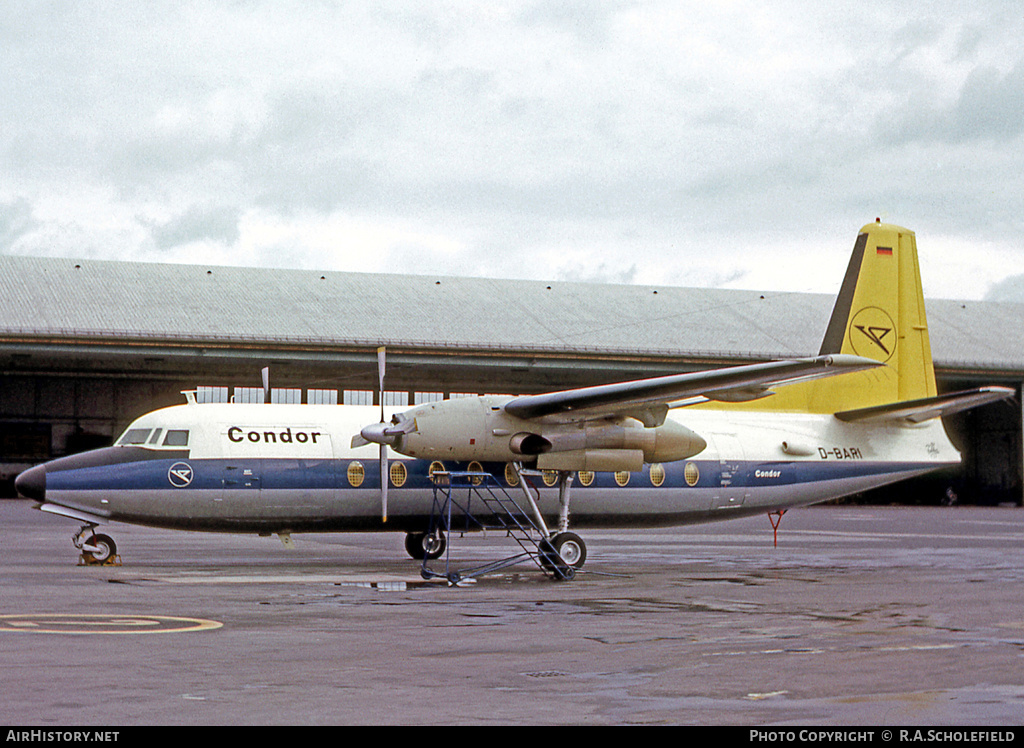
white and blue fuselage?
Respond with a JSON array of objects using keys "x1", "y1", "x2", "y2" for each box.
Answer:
[{"x1": 22, "y1": 400, "x2": 960, "y2": 534}]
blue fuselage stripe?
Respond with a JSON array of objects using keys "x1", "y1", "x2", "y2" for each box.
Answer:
[{"x1": 45, "y1": 455, "x2": 942, "y2": 493}]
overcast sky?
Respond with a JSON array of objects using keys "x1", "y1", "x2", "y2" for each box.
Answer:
[{"x1": 2, "y1": 1, "x2": 1022, "y2": 302}]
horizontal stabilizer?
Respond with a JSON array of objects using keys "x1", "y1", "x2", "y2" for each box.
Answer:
[{"x1": 834, "y1": 386, "x2": 1015, "y2": 424}]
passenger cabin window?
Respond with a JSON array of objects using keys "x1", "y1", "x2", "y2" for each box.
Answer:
[
  {"x1": 119, "y1": 428, "x2": 152, "y2": 445},
  {"x1": 163, "y1": 430, "x2": 190, "y2": 447}
]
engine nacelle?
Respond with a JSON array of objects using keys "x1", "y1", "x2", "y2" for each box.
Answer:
[
  {"x1": 389, "y1": 395, "x2": 707, "y2": 466},
  {"x1": 536, "y1": 449, "x2": 645, "y2": 473},
  {"x1": 390, "y1": 396, "x2": 522, "y2": 462}
]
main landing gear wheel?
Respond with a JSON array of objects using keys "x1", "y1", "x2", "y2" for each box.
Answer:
[
  {"x1": 405, "y1": 530, "x2": 447, "y2": 560},
  {"x1": 539, "y1": 531, "x2": 587, "y2": 580},
  {"x1": 537, "y1": 537, "x2": 575, "y2": 581},
  {"x1": 550, "y1": 532, "x2": 587, "y2": 570}
]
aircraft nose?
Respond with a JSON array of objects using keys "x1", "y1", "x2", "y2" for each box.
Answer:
[{"x1": 15, "y1": 464, "x2": 46, "y2": 501}]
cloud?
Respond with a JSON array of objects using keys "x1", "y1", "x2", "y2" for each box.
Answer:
[
  {"x1": 0, "y1": 198, "x2": 37, "y2": 251},
  {"x1": 879, "y1": 60, "x2": 1024, "y2": 146},
  {"x1": 0, "y1": 2, "x2": 1022, "y2": 301},
  {"x1": 984, "y1": 274, "x2": 1024, "y2": 303},
  {"x1": 150, "y1": 205, "x2": 242, "y2": 251},
  {"x1": 554, "y1": 261, "x2": 638, "y2": 286}
]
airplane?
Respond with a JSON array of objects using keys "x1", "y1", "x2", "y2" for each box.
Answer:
[{"x1": 14, "y1": 220, "x2": 1014, "y2": 578}]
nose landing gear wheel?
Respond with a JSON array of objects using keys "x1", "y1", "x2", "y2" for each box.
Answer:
[{"x1": 79, "y1": 533, "x2": 119, "y2": 565}]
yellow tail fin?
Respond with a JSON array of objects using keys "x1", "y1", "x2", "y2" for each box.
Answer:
[
  {"x1": 705, "y1": 220, "x2": 938, "y2": 414},
  {"x1": 816, "y1": 220, "x2": 937, "y2": 407}
]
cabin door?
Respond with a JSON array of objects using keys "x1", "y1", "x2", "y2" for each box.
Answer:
[
  {"x1": 710, "y1": 433, "x2": 748, "y2": 511},
  {"x1": 216, "y1": 461, "x2": 263, "y2": 518}
]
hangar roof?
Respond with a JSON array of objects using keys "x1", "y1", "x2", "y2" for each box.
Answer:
[{"x1": 1, "y1": 254, "x2": 1022, "y2": 377}]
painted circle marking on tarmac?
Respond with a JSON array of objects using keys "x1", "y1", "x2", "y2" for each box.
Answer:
[{"x1": 0, "y1": 614, "x2": 222, "y2": 634}]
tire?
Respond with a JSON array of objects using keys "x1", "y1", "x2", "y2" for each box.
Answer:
[
  {"x1": 405, "y1": 531, "x2": 446, "y2": 560},
  {"x1": 537, "y1": 537, "x2": 575, "y2": 580},
  {"x1": 551, "y1": 532, "x2": 587, "y2": 569},
  {"x1": 83, "y1": 533, "x2": 117, "y2": 564},
  {"x1": 422, "y1": 531, "x2": 446, "y2": 560}
]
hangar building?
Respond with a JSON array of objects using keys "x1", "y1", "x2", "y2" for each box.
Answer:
[{"x1": 1, "y1": 254, "x2": 1022, "y2": 505}]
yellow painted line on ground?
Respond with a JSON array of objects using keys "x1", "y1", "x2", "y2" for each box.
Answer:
[{"x1": 0, "y1": 614, "x2": 222, "y2": 634}]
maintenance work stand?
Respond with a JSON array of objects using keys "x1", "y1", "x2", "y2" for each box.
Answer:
[{"x1": 420, "y1": 469, "x2": 578, "y2": 584}]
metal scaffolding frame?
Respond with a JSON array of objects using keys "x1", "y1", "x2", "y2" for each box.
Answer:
[{"x1": 419, "y1": 470, "x2": 574, "y2": 584}]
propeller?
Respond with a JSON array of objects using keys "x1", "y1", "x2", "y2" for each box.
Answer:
[
  {"x1": 377, "y1": 346, "x2": 388, "y2": 523},
  {"x1": 350, "y1": 347, "x2": 417, "y2": 522}
]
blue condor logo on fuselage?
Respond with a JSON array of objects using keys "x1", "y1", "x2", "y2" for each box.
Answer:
[
  {"x1": 168, "y1": 462, "x2": 194, "y2": 487},
  {"x1": 227, "y1": 427, "x2": 324, "y2": 445}
]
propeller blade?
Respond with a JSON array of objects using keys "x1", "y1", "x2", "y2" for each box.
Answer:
[
  {"x1": 380, "y1": 443, "x2": 388, "y2": 523},
  {"x1": 262, "y1": 366, "x2": 270, "y2": 404},
  {"x1": 377, "y1": 346, "x2": 388, "y2": 522},
  {"x1": 377, "y1": 346, "x2": 386, "y2": 423}
]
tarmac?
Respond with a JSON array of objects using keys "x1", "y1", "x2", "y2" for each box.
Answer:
[{"x1": 2, "y1": 498, "x2": 1023, "y2": 727}]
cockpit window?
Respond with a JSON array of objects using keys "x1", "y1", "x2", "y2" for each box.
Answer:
[
  {"x1": 119, "y1": 428, "x2": 152, "y2": 445},
  {"x1": 163, "y1": 430, "x2": 190, "y2": 447},
  {"x1": 148, "y1": 429, "x2": 163, "y2": 445}
]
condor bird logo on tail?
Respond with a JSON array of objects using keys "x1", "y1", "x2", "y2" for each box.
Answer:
[{"x1": 850, "y1": 307, "x2": 896, "y2": 362}]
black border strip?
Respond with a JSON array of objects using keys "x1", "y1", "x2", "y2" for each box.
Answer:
[{"x1": 818, "y1": 232, "x2": 868, "y2": 355}]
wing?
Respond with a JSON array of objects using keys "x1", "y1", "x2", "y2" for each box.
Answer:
[{"x1": 503, "y1": 354, "x2": 882, "y2": 425}]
